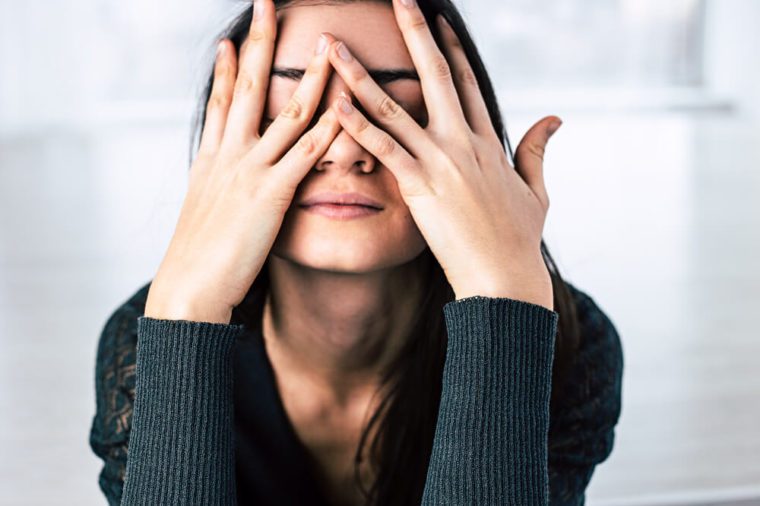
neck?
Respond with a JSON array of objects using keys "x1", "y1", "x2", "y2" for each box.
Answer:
[{"x1": 261, "y1": 252, "x2": 428, "y2": 408}]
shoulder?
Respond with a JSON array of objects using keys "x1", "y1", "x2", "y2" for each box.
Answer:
[
  {"x1": 546, "y1": 281, "x2": 624, "y2": 500},
  {"x1": 548, "y1": 279, "x2": 624, "y2": 444},
  {"x1": 549, "y1": 280, "x2": 624, "y2": 452},
  {"x1": 90, "y1": 281, "x2": 152, "y2": 502},
  {"x1": 564, "y1": 280, "x2": 624, "y2": 381},
  {"x1": 93, "y1": 280, "x2": 153, "y2": 413},
  {"x1": 96, "y1": 280, "x2": 152, "y2": 358}
]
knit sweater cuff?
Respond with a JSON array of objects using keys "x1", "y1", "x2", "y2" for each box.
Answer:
[
  {"x1": 422, "y1": 296, "x2": 559, "y2": 505},
  {"x1": 121, "y1": 317, "x2": 245, "y2": 506}
]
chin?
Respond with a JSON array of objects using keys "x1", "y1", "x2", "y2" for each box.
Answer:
[
  {"x1": 269, "y1": 209, "x2": 429, "y2": 273},
  {"x1": 270, "y1": 241, "x2": 392, "y2": 274},
  {"x1": 269, "y1": 232, "x2": 428, "y2": 275}
]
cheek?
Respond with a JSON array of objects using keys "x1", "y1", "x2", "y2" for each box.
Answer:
[
  {"x1": 387, "y1": 82, "x2": 426, "y2": 125},
  {"x1": 409, "y1": 103, "x2": 429, "y2": 128},
  {"x1": 265, "y1": 87, "x2": 294, "y2": 118}
]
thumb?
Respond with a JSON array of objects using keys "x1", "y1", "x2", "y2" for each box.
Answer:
[{"x1": 513, "y1": 115, "x2": 562, "y2": 208}]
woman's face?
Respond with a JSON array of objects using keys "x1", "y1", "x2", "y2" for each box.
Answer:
[{"x1": 265, "y1": 2, "x2": 430, "y2": 274}]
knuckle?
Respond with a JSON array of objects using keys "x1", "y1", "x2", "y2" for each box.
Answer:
[
  {"x1": 526, "y1": 142, "x2": 546, "y2": 161},
  {"x1": 349, "y1": 64, "x2": 368, "y2": 84},
  {"x1": 280, "y1": 95, "x2": 305, "y2": 120},
  {"x1": 447, "y1": 31, "x2": 463, "y2": 50},
  {"x1": 376, "y1": 95, "x2": 402, "y2": 121},
  {"x1": 355, "y1": 115, "x2": 371, "y2": 134},
  {"x1": 460, "y1": 67, "x2": 478, "y2": 87},
  {"x1": 215, "y1": 58, "x2": 235, "y2": 80},
  {"x1": 429, "y1": 55, "x2": 452, "y2": 81},
  {"x1": 295, "y1": 132, "x2": 318, "y2": 156},
  {"x1": 374, "y1": 134, "x2": 396, "y2": 157},
  {"x1": 207, "y1": 92, "x2": 230, "y2": 111},
  {"x1": 248, "y1": 27, "x2": 268, "y2": 43},
  {"x1": 318, "y1": 111, "x2": 336, "y2": 129},
  {"x1": 233, "y1": 73, "x2": 257, "y2": 96}
]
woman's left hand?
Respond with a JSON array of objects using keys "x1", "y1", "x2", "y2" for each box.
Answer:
[{"x1": 323, "y1": 0, "x2": 561, "y2": 310}]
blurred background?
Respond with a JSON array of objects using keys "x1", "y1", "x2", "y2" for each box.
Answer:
[{"x1": 1, "y1": 0, "x2": 758, "y2": 504}]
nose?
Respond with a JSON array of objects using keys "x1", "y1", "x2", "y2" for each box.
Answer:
[{"x1": 313, "y1": 74, "x2": 377, "y2": 175}]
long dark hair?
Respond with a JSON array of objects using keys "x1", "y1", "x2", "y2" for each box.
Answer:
[{"x1": 190, "y1": 2, "x2": 581, "y2": 504}]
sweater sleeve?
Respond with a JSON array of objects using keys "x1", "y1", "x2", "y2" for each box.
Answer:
[
  {"x1": 420, "y1": 296, "x2": 559, "y2": 505},
  {"x1": 119, "y1": 317, "x2": 246, "y2": 506}
]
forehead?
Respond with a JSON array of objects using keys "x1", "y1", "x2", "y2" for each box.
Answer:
[{"x1": 274, "y1": 2, "x2": 413, "y2": 68}]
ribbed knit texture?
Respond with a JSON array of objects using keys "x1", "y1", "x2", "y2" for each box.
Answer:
[
  {"x1": 91, "y1": 281, "x2": 623, "y2": 505},
  {"x1": 120, "y1": 317, "x2": 246, "y2": 506},
  {"x1": 421, "y1": 296, "x2": 558, "y2": 505},
  {"x1": 118, "y1": 296, "x2": 558, "y2": 505}
]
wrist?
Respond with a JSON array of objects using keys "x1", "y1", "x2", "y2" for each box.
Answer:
[
  {"x1": 453, "y1": 257, "x2": 554, "y2": 311},
  {"x1": 144, "y1": 287, "x2": 233, "y2": 324},
  {"x1": 144, "y1": 302, "x2": 233, "y2": 325}
]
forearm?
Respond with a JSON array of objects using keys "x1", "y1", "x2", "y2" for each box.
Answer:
[
  {"x1": 453, "y1": 256, "x2": 555, "y2": 311},
  {"x1": 421, "y1": 296, "x2": 558, "y2": 505},
  {"x1": 120, "y1": 317, "x2": 244, "y2": 505}
]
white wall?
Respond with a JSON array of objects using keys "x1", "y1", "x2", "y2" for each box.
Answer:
[
  {"x1": 0, "y1": 0, "x2": 236, "y2": 134},
  {"x1": 2, "y1": 1, "x2": 759, "y2": 505},
  {"x1": 703, "y1": 0, "x2": 760, "y2": 119},
  {"x1": 0, "y1": 0, "x2": 717, "y2": 136}
]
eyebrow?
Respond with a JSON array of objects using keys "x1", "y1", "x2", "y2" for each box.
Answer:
[{"x1": 271, "y1": 66, "x2": 419, "y2": 84}]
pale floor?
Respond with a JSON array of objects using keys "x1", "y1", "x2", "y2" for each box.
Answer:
[{"x1": 0, "y1": 109, "x2": 758, "y2": 505}]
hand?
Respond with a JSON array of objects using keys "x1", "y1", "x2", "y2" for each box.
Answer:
[
  {"x1": 144, "y1": 0, "x2": 341, "y2": 324},
  {"x1": 319, "y1": 0, "x2": 560, "y2": 310}
]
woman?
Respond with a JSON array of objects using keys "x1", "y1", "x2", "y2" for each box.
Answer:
[{"x1": 89, "y1": 0, "x2": 624, "y2": 504}]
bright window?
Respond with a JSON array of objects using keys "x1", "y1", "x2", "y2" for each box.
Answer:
[{"x1": 459, "y1": 0, "x2": 705, "y2": 89}]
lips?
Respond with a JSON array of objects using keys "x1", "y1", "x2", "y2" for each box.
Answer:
[
  {"x1": 299, "y1": 191, "x2": 384, "y2": 209},
  {"x1": 301, "y1": 203, "x2": 382, "y2": 220}
]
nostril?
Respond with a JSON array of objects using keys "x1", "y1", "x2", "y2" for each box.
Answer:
[{"x1": 315, "y1": 160, "x2": 333, "y2": 172}]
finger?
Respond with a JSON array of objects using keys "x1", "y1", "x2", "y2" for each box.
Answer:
[
  {"x1": 198, "y1": 39, "x2": 238, "y2": 157},
  {"x1": 267, "y1": 107, "x2": 342, "y2": 191},
  {"x1": 332, "y1": 91, "x2": 421, "y2": 187},
  {"x1": 391, "y1": 0, "x2": 469, "y2": 132},
  {"x1": 326, "y1": 38, "x2": 437, "y2": 159},
  {"x1": 255, "y1": 33, "x2": 334, "y2": 165},
  {"x1": 435, "y1": 15, "x2": 497, "y2": 142},
  {"x1": 222, "y1": 0, "x2": 276, "y2": 149},
  {"x1": 514, "y1": 116, "x2": 562, "y2": 209}
]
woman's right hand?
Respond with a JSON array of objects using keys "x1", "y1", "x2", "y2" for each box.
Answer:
[{"x1": 144, "y1": 0, "x2": 339, "y2": 324}]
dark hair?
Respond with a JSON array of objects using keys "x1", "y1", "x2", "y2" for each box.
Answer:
[{"x1": 191, "y1": 1, "x2": 581, "y2": 504}]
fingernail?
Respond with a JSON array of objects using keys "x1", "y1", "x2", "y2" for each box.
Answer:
[
  {"x1": 547, "y1": 119, "x2": 563, "y2": 137},
  {"x1": 338, "y1": 92, "x2": 353, "y2": 114},
  {"x1": 253, "y1": 0, "x2": 264, "y2": 21},
  {"x1": 399, "y1": 0, "x2": 416, "y2": 8},
  {"x1": 337, "y1": 42, "x2": 353, "y2": 62},
  {"x1": 217, "y1": 40, "x2": 226, "y2": 56},
  {"x1": 315, "y1": 34, "x2": 328, "y2": 55}
]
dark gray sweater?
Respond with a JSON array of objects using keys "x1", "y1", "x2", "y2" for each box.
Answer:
[{"x1": 90, "y1": 280, "x2": 623, "y2": 505}]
